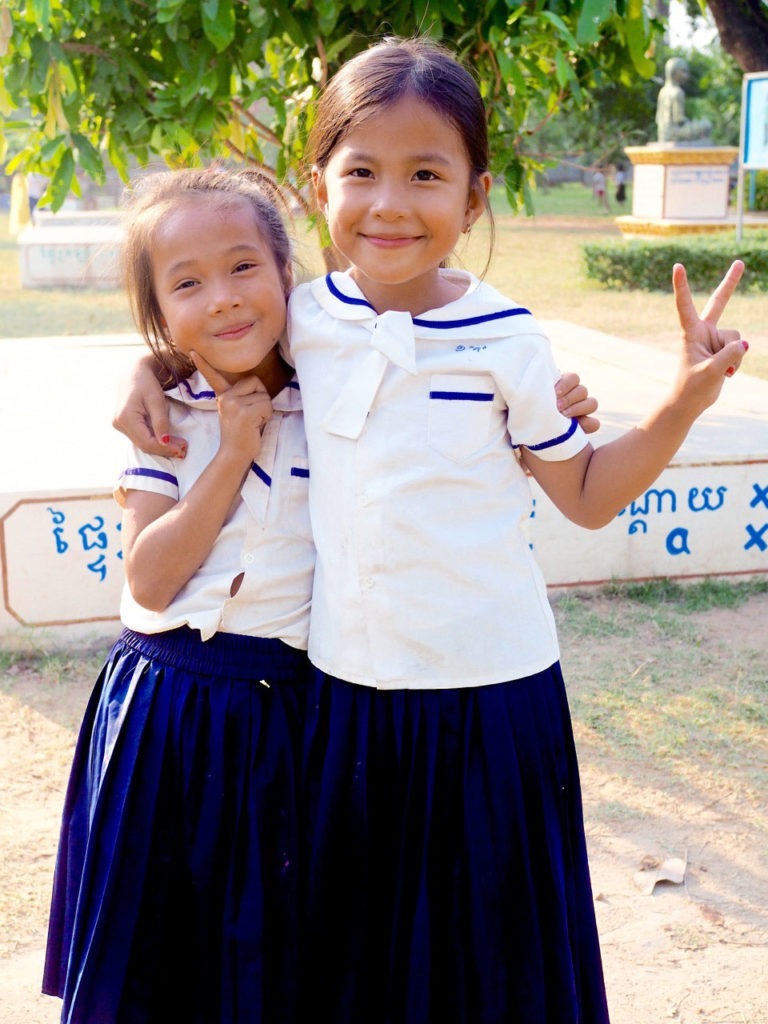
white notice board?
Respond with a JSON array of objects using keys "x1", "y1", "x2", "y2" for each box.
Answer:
[{"x1": 742, "y1": 72, "x2": 768, "y2": 169}]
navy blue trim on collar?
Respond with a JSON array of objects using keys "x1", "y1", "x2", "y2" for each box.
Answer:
[
  {"x1": 325, "y1": 274, "x2": 531, "y2": 328},
  {"x1": 326, "y1": 273, "x2": 375, "y2": 309},
  {"x1": 181, "y1": 378, "x2": 216, "y2": 400},
  {"x1": 414, "y1": 307, "x2": 531, "y2": 329},
  {"x1": 251, "y1": 462, "x2": 272, "y2": 487}
]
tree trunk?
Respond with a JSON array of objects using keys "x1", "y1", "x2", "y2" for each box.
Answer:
[{"x1": 706, "y1": 0, "x2": 768, "y2": 73}]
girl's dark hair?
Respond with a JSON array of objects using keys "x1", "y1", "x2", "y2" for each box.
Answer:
[
  {"x1": 307, "y1": 36, "x2": 495, "y2": 264},
  {"x1": 120, "y1": 168, "x2": 293, "y2": 379}
]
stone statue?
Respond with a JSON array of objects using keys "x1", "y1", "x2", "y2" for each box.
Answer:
[{"x1": 655, "y1": 57, "x2": 711, "y2": 144}]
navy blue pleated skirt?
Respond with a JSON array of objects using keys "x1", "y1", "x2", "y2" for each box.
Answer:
[
  {"x1": 43, "y1": 627, "x2": 309, "y2": 1024},
  {"x1": 300, "y1": 663, "x2": 610, "y2": 1024},
  {"x1": 45, "y1": 629, "x2": 609, "y2": 1024}
]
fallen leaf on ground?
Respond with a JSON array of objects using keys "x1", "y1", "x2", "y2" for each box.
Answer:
[{"x1": 633, "y1": 855, "x2": 687, "y2": 895}]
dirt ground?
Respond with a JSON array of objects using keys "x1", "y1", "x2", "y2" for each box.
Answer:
[{"x1": 1, "y1": 593, "x2": 766, "y2": 1024}]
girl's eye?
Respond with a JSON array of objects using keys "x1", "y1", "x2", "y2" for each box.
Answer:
[
  {"x1": 234, "y1": 261, "x2": 257, "y2": 273},
  {"x1": 174, "y1": 279, "x2": 197, "y2": 291},
  {"x1": 349, "y1": 167, "x2": 373, "y2": 178},
  {"x1": 414, "y1": 169, "x2": 438, "y2": 181}
]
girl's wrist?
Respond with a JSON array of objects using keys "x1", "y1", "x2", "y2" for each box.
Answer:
[{"x1": 214, "y1": 443, "x2": 256, "y2": 476}]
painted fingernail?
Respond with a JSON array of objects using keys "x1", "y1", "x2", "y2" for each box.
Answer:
[
  {"x1": 725, "y1": 366, "x2": 735, "y2": 377},
  {"x1": 742, "y1": 340, "x2": 749, "y2": 351},
  {"x1": 160, "y1": 434, "x2": 170, "y2": 444}
]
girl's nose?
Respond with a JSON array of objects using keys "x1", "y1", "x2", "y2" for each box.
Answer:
[
  {"x1": 371, "y1": 181, "x2": 406, "y2": 220},
  {"x1": 209, "y1": 284, "x2": 241, "y2": 314}
]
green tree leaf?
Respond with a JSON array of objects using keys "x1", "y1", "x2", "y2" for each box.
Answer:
[{"x1": 0, "y1": 0, "x2": 667, "y2": 218}]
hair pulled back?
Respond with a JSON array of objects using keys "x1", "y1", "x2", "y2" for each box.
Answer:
[{"x1": 120, "y1": 168, "x2": 293, "y2": 380}]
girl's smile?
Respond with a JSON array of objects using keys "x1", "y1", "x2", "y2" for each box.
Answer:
[
  {"x1": 213, "y1": 321, "x2": 257, "y2": 340},
  {"x1": 363, "y1": 234, "x2": 421, "y2": 248},
  {"x1": 313, "y1": 96, "x2": 491, "y2": 316}
]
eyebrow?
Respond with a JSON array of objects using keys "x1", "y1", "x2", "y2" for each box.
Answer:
[
  {"x1": 344, "y1": 149, "x2": 454, "y2": 166},
  {"x1": 163, "y1": 245, "x2": 262, "y2": 278}
]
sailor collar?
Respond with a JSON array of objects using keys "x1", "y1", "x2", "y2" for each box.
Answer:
[{"x1": 309, "y1": 269, "x2": 534, "y2": 341}]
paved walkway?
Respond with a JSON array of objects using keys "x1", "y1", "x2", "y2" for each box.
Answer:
[
  {"x1": 1, "y1": 326, "x2": 767, "y2": 641},
  {"x1": 4, "y1": 324, "x2": 767, "y2": 489}
]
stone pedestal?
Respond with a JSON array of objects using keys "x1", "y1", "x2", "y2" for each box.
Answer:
[{"x1": 616, "y1": 145, "x2": 738, "y2": 237}]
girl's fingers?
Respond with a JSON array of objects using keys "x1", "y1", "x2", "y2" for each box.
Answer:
[
  {"x1": 718, "y1": 337, "x2": 749, "y2": 377},
  {"x1": 190, "y1": 350, "x2": 231, "y2": 395},
  {"x1": 228, "y1": 374, "x2": 269, "y2": 397},
  {"x1": 674, "y1": 260, "x2": 745, "y2": 334},
  {"x1": 672, "y1": 263, "x2": 699, "y2": 332},
  {"x1": 699, "y1": 260, "x2": 745, "y2": 324},
  {"x1": 575, "y1": 413, "x2": 601, "y2": 435},
  {"x1": 164, "y1": 434, "x2": 188, "y2": 459},
  {"x1": 190, "y1": 351, "x2": 270, "y2": 401},
  {"x1": 554, "y1": 371, "x2": 580, "y2": 398},
  {"x1": 718, "y1": 328, "x2": 744, "y2": 346}
]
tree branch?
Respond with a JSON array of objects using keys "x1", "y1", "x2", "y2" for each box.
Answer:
[
  {"x1": 230, "y1": 99, "x2": 282, "y2": 148},
  {"x1": 222, "y1": 140, "x2": 310, "y2": 216}
]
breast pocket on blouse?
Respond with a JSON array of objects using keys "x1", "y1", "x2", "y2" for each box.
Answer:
[
  {"x1": 283, "y1": 456, "x2": 313, "y2": 540},
  {"x1": 427, "y1": 373, "x2": 498, "y2": 462}
]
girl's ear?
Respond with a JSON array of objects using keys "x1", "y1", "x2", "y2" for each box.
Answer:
[
  {"x1": 466, "y1": 171, "x2": 493, "y2": 228},
  {"x1": 311, "y1": 166, "x2": 327, "y2": 210},
  {"x1": 157, "y1": 313, "x2": 173, "y2": 346}
]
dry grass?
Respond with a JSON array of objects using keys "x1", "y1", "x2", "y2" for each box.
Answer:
[{"x1": 2, "y1": 193, "x2": 766, "y2": 380}]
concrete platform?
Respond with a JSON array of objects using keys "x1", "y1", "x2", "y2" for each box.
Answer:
[
  {"x1": 616, "y1": 211, "x2": 768, "y2": 237},
  {"x1": 1, "y1": 327, "x2": 767, "y2": 643}
]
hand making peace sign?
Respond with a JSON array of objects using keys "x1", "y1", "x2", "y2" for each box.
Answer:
[{"x1": 672, "y1": 260, "x2": 749, "y2": 415}]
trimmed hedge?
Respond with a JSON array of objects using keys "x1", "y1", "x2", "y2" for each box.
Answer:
[
  {"x1": 583, "y1": 232, "x2": 768, "y2": 292},
  {"x1": 751, "y1": 170, "x2": 768, "y2": 211}
]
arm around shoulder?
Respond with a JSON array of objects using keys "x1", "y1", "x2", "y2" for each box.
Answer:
[{"x1": 113, "y1": 351, "x2": 188, "y2": 458}]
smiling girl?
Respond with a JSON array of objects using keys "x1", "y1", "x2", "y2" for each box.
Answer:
[
  {"x1": 43, "y1": 169, "x2": 314, "y2": 1024},
  {"x1": 285, "y1": 37, "x2": 747, "y2": 1023}
]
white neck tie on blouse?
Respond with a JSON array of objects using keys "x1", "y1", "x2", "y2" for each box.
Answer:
[{"x1": 321, "y1": 309, "x2": 417, "y2": 440}]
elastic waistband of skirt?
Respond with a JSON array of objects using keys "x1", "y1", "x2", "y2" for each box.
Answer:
[{"x1": 116, "y1": 626, "x2": 309, "y2": 683}]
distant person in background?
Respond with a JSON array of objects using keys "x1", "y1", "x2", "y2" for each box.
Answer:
[
  {"x1": 592, "y1": 167, "x2": 609, "y2": 210},
  {"x1": 615, "y1": 163, "x2": 627, "y2": 205}
]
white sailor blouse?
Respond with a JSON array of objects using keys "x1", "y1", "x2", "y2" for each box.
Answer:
[
  {"x1": 288, "y1": 268, "x2": 589, "y2": 689},
  {"x1": 115, "y1": 370, "x2": 314, "y2": 649}
]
